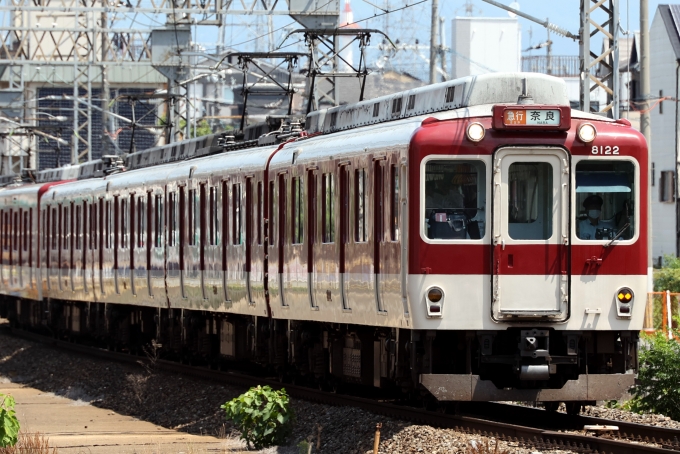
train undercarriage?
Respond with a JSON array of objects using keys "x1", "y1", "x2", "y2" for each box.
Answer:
[{"x1": 0, "y1": 297, "x2": 637, "y2": 410}]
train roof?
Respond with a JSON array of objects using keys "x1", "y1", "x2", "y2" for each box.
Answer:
[{"x1": 305, "y1": 72, "x2": 571, "y2": 135}]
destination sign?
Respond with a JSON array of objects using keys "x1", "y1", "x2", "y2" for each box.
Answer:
[{"x1": 503, "y1": 109, "x2": 561, "y2": 126}]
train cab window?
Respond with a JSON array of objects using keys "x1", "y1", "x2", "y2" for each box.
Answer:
[
  {"x1": 507, "y1": 163, "x2": 553, "y2": 240},
  {"x1": 322, "y1": 173, "x2": 335, "y2": 243},
  {"x1": 424, "y1": 160, "x2": 486, "y2": 240},
  {"x1": 575, "y1": 160, "x2": 636, "y2": 241},
  {"x1": 354, "y1": 169, "x2": 367, "y2": 242}
]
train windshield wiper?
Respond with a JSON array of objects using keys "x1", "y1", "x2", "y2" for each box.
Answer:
[{"x1": 604, "y1": 223, "x2": 630, "y2": 248}]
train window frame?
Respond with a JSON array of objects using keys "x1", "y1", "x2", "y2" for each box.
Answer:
[
  {"x1": 571, "y1": 156, "x2": 640, "y2": 245},
  {"x1": 420, "y1": 155, "x2": 490, "y2": 244},
  {"x1": 257, "y1": 181, "x2": 263, "y2": 245}
]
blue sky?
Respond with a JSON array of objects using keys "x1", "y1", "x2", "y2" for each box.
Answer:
[{"x1": 198, "y1": 0, "x2": 670, "y2": 80}]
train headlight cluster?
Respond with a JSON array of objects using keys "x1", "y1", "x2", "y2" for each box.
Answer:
[
  {"x1": 466, "y1": 122, "x2": 485, "y2": 142},
  {"x1": 577, "y1": 123, "x2": 597, "y2": 143},
  {"x1": 615, "y1": 287, "x2": 634, "y2": 318},
  {"x1": 426, "y1": 287, "x2": 444, "y2": 317}
]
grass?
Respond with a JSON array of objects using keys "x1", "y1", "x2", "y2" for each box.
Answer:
[{"x1": 0, "y1": 432, "x2": 57, "y2": 454}]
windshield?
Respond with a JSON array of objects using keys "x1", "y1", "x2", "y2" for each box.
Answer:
[
  {"x1": 423, "y1": 159, "x2": 486, "y2": 240},
  {"x1": 575, "y1": 160, "x2": 635, "y2": 241}
]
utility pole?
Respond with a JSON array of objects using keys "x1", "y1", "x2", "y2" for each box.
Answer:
[
  {"x1": 429, "y1": 0, "x2": 439, "y2": 84},
  {"x1": 640, "y1": 0, "x2": 652, "y2": 288}
]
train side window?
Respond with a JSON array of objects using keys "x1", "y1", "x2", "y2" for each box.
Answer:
[
  {"x1": 167, "y1": 192, "x2": 177, "y2": 246},
  {"x1": 575, "y1": 160, "x2": 636, "y2": 241},
  {"x1": 42, "y1": 208, "x2": 47, "y2": 252},
  {"x1": 246, "y1": 179, "x2": 253, "y2": 246},
  {"x1": 292, "y1": 176, "x2": 304, "y2": 244},
  {"x1": 155, "y1": 195, "x2": 163, "y2": 247},
  {"x1": 51, "y1": 207, "x2": 58, "y2": 251},
  {"x1": 63, "y1": 205, "x2": 70, "y2": 250},
  {"x1": 269, "y1": 180, "x2": 275, "y2": 246},
  {"x1": 188, "y1": 189, "x2": 197, "y2": 246},
  {"x1": 208, "y1": 187, "x2": 215, "y2": 245},
  {"x1": 2, "y1": 210, "x2": 7, "y2": 251},
  {"x1": 322, "y1": 172, "x2": 335, "y2": 243},
  {"x1": 137, "y1": 196, "x2": 146, "y2": 248},
  {"x1": 390, "y1": 164, "x2": 400, "y2": 242},
  {"x1": 232, "y1": 183, "x2": 242, "y2": 245},
  {"x1": 105, "y1": 200, "x2": 111, "y2": 249},
  {"x1": 75, "y1": 204, "x2": 82, "y2": 250},
  {"x1": 121, "y1": 198, "x2": 128, "y2": 249},
  {"x1": 12, "y1": 210, "x2": 18, "y2": 251},
  {"x1": 354, "y1": 169, "x2": 367, "y2": 242},
  {"x1": 23, "y1": 210, "x2": 28, "y2": 252},
  {"x1": 90, "y1": 203, "x2": 96, "y2": 250},
  {"x1": 424, "y1": 160, "x2": 486, "y2": 240},
  {"x1": 257, "y1": 181, "x2": 263, "y2": 245}
]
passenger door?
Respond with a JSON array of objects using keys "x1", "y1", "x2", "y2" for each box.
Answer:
[{"x1": 492, "y1": 147, "x2": 569, "y2": 320}]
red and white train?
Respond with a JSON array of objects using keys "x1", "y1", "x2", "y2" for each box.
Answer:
[{"x1": 0, "y1": 73, "x2": 646, "y2": 408}]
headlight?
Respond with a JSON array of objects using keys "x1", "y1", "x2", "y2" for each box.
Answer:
[
  {"x1": 466, "y1": 122, "x2": 485, "y2": 142},
  {"x1": 578, "y1": 123, "x2": 597, "y2": 143}
]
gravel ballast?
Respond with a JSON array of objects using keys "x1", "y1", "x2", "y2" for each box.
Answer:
[{"x1": 0, "y1": 325, "x2": 669, "y2": 453}]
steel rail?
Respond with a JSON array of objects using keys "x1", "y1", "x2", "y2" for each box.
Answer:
[{"x1": 6, "y1": 327, "x2": 679, "y2": 454}]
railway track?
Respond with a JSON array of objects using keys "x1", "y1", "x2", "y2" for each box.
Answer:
[{"x1": 7, "y1": 327, "x2": 679, "y2": 454}]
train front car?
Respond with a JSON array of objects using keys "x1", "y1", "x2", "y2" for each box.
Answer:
[{"x1": 410, "y1": 75, "x2": 646, "y2": 407}]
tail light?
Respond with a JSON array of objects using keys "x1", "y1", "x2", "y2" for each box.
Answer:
[
  {"x1": 615, "y1": 287, "x2": 633, "y2": 318},
  {"x1": 426, "y1": 287, "x2": 444, "y2": 317}
]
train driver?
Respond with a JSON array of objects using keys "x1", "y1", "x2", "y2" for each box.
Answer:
[
  {"x1": 426, "y1": 177, "x2": 464, "y2": 213},
  {"x1": 577, "y1": 195, "x2": 614, "y2": 240}
]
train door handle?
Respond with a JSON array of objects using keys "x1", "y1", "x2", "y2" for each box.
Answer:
[{"x1": 501, "y1": 239, "x2": 505, "y2": 251}]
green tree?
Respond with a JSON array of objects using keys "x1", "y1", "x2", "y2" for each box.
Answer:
[
  {"x1": 0, "y1": 394, "x2": 19, "y2": 447},
  {"x1": 630, "y1": 329, "x2": 680, "y2": 420},
  {"x1": 654, "y1": 255, "x2": 680, "y2": 293},
  {"x1": 222, "y1": 385, "x2": 294, "y2": 450}
]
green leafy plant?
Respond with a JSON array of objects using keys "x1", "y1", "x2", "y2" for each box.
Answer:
[
  {"x1": 629, "y1": 327, "x2": 680, "y2": 420},
  {"x1": 0, "y1": 394, "x2": 19, "y2": 447},
  {"x1": 221, "y1": 385, "x2": 294, "y2": 449}
]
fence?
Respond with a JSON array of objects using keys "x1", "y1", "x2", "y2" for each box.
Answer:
[{"x1": 645, "y1": 291, "x2": 679, "y2": 338}]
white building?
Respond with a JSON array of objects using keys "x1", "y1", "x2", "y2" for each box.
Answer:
[
  {"x1": 649, "y1": 4, "x2": 680, "y2": 261},
  {"x1": 451, "y1": 17, "x2": 521, "y2": 79}
]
